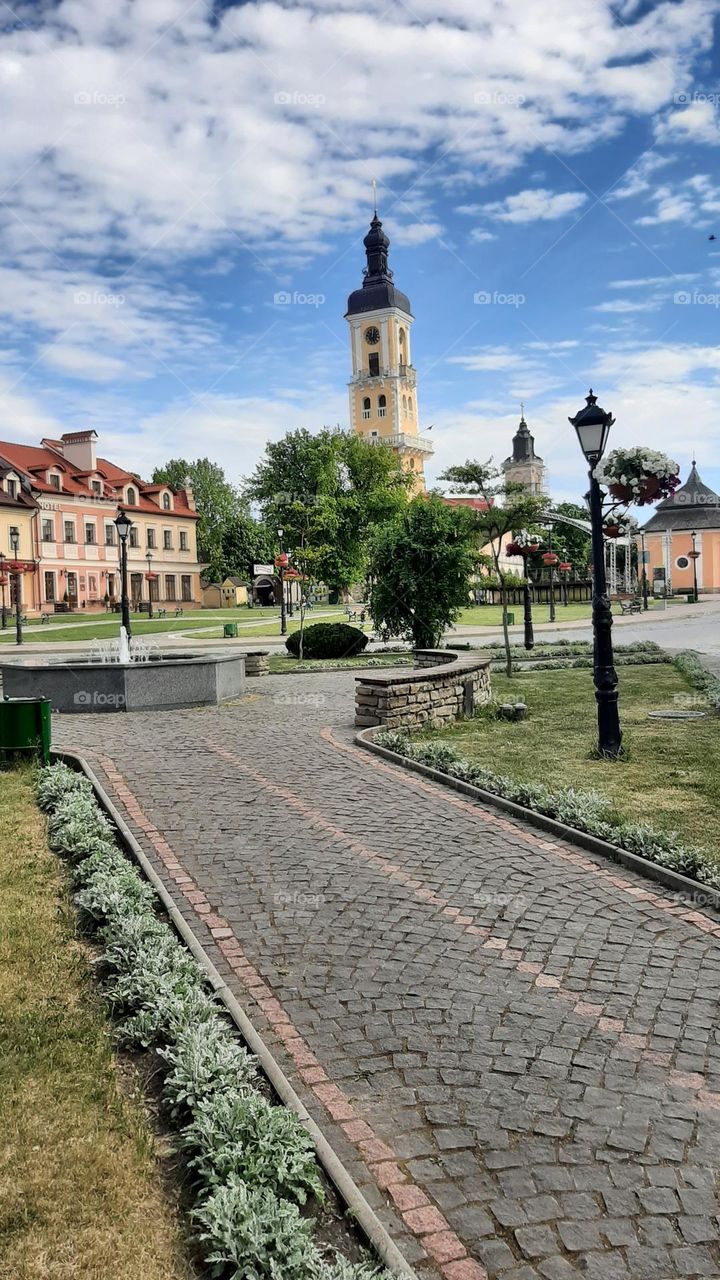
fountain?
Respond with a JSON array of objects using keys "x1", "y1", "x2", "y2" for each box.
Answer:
[{"x1": 0, "y1": 623, "x2": 246, "y2": 713}]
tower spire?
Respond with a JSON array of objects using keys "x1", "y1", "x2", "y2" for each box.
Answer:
[{"x1": 371, "y1": 177, "x2": 378, "y2": 216}]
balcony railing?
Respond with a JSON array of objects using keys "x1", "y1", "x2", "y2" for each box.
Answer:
[{"x1": 365, "y1": 432, "x2": 434, "y2": 455}]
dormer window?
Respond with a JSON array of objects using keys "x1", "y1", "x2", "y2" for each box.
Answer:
[
  {"x1": 162, "y1": 492, "x2": 171, "y2": 510},
  {"x1": 126, "y1": 486, "x2": 137, "y2": 505},
  {"x1": 6, "y1": 478, "x2": 16, "y2": 499},
  {"x1": 49, "y1": 473, "x2": 61, "y2": 490},
  {"x1": 90, "y1": 479, "x2": 102, "y2": 494}
]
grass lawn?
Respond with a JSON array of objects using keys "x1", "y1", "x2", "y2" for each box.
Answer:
[
  {"x1": 0, "y1": 767, "x2": 196, "y2": 1280},
  {"x1": 269, "y1": 651, "x2": 411, "y2": 674},
  {"x1": 427, "y1": 664, "x2": 720, "y2": 860},
  {"x1": 0, "y1": 608, "x2": 350, "y2": 645},
  {"x1": 453, "y1": 599, "x2": 680, "y2": 629}
]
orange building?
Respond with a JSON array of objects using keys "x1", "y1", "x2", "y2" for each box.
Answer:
[
  {"x1": 640, "y1": 462, "x2": 720, "y2": 595},
  {"x1": 0, "y1": 431, "x2": 202, "y2": 615}
]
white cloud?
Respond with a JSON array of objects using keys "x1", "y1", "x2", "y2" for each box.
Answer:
[
  {"x1": 593, "y1": 298, "x2": 659, "y2": 312},
  {"x1": 469, "y1": 228, "x2": 497, "y2": 243},
  {"x1": 480, "y1": 188, "x2": 588, "y2": 223},
  {"x1": 659, "y1": 99, "x2": 720, "y2": 146}
]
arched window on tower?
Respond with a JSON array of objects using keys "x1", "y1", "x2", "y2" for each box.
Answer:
[
  {"x1": 402, "y1": 395, "x2": 407, "y2": 414},
  {"x1": 378, "y1": 394, "x2": 386, "y2": 419},
  {"x1": 408, "y1": 397, "x2": 414, "y2": 416},
  {"x1": 399, "y1": 327, "x2": 406, "y2": 368},
  {"x1": 362, "y1": 397, "x2": 371, "y2": 421}
]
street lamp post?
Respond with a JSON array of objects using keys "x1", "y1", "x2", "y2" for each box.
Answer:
[
  {"x1": 277, "y1": 527, "x2": 287, "y2": 636},
  {"x1": 639, "y1": 529, "x2": 649, "y2": 610},
  {"x1": 546, "y1": 525, "x2": 556, "y2": 623},
  {"x1": 9, "y1": 528, "x2": 22, "y2": 646},
  {"x1": 0, "y1": 552, "x2": 7, "y2": 629},
  {"x1": 689, "y1": 529, "x2": 700, "y2": 603},
  {"x1": 146, "y1": 550, "x2": 154, "y2": 619},
  {"x1": 522, "y1": 577, "x2": 534, "y2": 651},
  {"x1": 114, "y1": 508, "x2": 133, "y2": 638},
  {"x1": 570, "y1": 389, "x2": 622, "y2": 759}
]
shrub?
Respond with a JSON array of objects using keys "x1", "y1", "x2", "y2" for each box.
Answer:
[
  {"x1": 674, "y1": 650, "x2": 720, "y2": 712},
  {"x1": 159, "y1": 1019, "x2": 258, "y2": 1119},
  {"x1": 36, "y1": 761, "x2": 93, "y2": 811},
  {"x1": 285, "y1": 622, "x2": 368, "y2": 660},
  {"x1": 192, "y1": 1177, "x2": 317, "y2": 1280}
]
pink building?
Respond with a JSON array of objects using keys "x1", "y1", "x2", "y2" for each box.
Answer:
[{"x1": 0, "y1": 431, "x2": 202, "y2": 615}]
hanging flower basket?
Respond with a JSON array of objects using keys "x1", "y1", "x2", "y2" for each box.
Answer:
[
  {"x1": 559, "y1": 561, "x2": 572, "y2": 572},
  {"x1": 542, "y1": 552, "x2": 559, "y2": 566},
  {"x1": 595, "y1": 448, "x2": 680, "y2": 506},
  {"x1": 506, "y1": 531, "x2": 542, "y2": 557},
  {"x1": 603, "y1": 523, "x2": 622, "y2": 539}
]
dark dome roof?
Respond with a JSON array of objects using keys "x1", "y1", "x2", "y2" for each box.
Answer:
[
  {"x1": 345, "y1": 212, "x2": 413, "y2": 318},
  {"x1": 642, "y1": 462, "x2": 720, "y2": 531}
]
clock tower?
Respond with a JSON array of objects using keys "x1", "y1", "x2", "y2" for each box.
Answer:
[{"x1": 345, "y1": 209, "x2": 433, "y2": 490}]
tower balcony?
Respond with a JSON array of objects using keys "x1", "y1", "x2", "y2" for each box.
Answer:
[
  {"x1": 365, "y1": 431, "x2": 434, "y2": 456},
  {"x1": 350, "y1": 364, "x2": 416, "y2": 387}
]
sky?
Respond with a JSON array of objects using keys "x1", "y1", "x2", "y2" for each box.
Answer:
[{"x1": 1, "y1": 0, "x2": 720, "y2": 504}]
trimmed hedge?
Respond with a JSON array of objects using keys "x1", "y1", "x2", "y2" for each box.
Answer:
[
  {"x1": 286, "y1": 622, "x2": 368, "y2": 660},
  {"x1": 37, "y1": 762, "x2": 395, "y2": 1280}
]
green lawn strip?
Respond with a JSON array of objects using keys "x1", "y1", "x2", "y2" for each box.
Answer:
[
  {"x1": 419, "y1": 664, "x2": 720, "y2": 865},
  {"x1": 0, "y1": 767, "x2": 197, "y2": 1280},
  {"x1": 269, "y1": 652, "x2": 411, "y2": 674},
  {"x1": 0, "y1": 610, "x2": 351, "y2": 645}
]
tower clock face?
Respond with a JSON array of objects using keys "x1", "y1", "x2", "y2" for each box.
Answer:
[{"x1": 364, "y1": 326, "x2": 380, "y2": 345}]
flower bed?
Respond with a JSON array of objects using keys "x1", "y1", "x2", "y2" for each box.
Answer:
[{"x1": 36, "y1": 762, "x2": 396, "y2": 1280}]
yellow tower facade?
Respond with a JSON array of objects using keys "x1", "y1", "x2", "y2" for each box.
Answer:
[{"x1": 345, "y1": 212, "x2": 433, "y2": 491}]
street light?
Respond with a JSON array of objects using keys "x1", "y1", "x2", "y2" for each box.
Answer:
[
  {"x1": 0, "y1": 551, "x2": 7, "y2": 630},
  {"x1": 639, "y1": 528, "x2": 649, "y2": 611},
  {"x1": 689, "y1": 529, "x2": 700, "y2": 604},
  {"x1": 277, "y1": 527, "x2": 287, "y2": 636},
  {"x1": 569, "y1": 388, "x2": 622, "y2": 759},
  {"x1": 9, "y1": 527, "x2": 22, "y2": 646},
  {"x1": 146, "y1": 550, "x2": 154, "y2": 619},
  {"x1": 114, "y1": 508, "x2": 133, "y2": 638}
]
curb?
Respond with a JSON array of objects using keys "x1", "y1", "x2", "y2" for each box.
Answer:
[
  {"x1": 52, "y1": 747, "x2": 419, "y2": 1280},
  {"x1": 353, "y1": 730, "x2": 720, "y2": 916}
]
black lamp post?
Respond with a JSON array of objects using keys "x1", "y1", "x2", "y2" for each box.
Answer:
[
  {"x1": 0, "y1": 551, "x2": 7, "y2": 629},
  {"x1": 9, "y1": 528, "x2": 22, "y2": 645},
  {"x1": 114, "y1": 508, "x2": 133, "y2": 638},
  {"x1": 689, "y1": 530, "x2": 700, "y2": 603},
  {"x1": 639, "y1": 528, "x2": 649, "y2": 610},
  {"x1": 545, "y1": 524, "x2": 556, "y2": 623},
  {"x1": 569, "y1": 389, "x2": 622, "y2": 759},
  {"x1": 146, "y1": 550, "x2": 154, "y2": 619},
  {"x1": 277, "y1": 527, "x2": 287, "y2": 636}
]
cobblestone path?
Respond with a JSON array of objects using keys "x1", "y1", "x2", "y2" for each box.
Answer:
[{"x1": 56, "y1": 671, "x2": 720, "y2": 1280}]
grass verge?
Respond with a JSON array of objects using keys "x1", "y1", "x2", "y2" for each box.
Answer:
[
  {"x1": 0, "y1": 766, "x2": 197, "y2": 1280},
  {"x1": 426, "y1": 664, "x2": 720, "y2": 861}
]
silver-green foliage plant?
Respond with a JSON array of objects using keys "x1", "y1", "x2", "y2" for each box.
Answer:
[
  {"x1": 159, "y1": 1019, "x2": 258, "y2": 1119},
  {"x1": 36, "y1": 760, "x2": 94, "y2": 811},
  {"x1": 193, "y1": 1177, "x2": 317, "y2": 1280},
  {"x1": 183, "y1": 1089, "x2": 324, "y2": 1204}
]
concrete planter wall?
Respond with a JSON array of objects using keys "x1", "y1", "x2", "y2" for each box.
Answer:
[
  {"x1": 1, "y1": 653, "x2": 246, "y2": 713},
  {"x1": 355, "y1": 649, "x2": 491, "y2": 729},
  {"x1": 243, "y1": 650, "x2": 270, "y2": 677}
]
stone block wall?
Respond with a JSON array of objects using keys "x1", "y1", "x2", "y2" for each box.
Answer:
[
  {"x1": 244, "y1": 651, "x2": 270, "y2": 677},
  {"x1": 355, "y1": 651, "x2": 491, "y2": 729}
]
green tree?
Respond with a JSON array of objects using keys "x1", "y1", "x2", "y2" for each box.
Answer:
[
  {"x1": 368, "y1": 494, "x2": 478, "y2": 649},
  {"x1": 152, "y1": 457, "x2": 248, "y2": 581},
  {"x1": 544, "y1": 501, "x2": 592, "y2": 576},
  {"x1": 440, "y1": 461, "x2": 550, "y2": 675},
  {"x1": 245, "y1": 429, "x2": 410, "y2": 596}
]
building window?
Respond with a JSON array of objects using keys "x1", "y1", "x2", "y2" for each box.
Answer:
[
  {"x1": 49, "y1": 473, "x2": 61, "y2": 490},
  {"x1": 91, "y1": 479, "x2": 102, "y2": 494},
  {"x1": 126, "y1": 486, "x2": 137, "y2": 505},
  {"x1": 362, "y1": 397, "x2": 371, "y2": 420},
  {"x1": 129, "y1": 527, "x2": 139, "y2": 549},
  {"x1": 105, "y1": 525, "x2": 115, "y2": 546},
  {"x1": 107, "y1": 573, "x2": 116, "y2": 598},
  {"x1": 66, "y1": 571, "x2": 78, "y2": 600},
  {"x1": 409, "y1": 457, "x2": 415, "y2": 469},
  {"x1": 6, "y1": 478, "x2": 16, "y2": 498},
  {"x1": 149, "y1": 576, "x2": 159, "y2": 602},
  {"x1": 162, "y1": 492, "x2": 171, "y2": 510},
  {"x1": 181, "y1": 574, "x2": 192, "y2": 602},
  {"x1": 163, "y1": 530, "x2": 172, "y2": 550},
  {"x1": 147, "y1": 528, "x2": 156, "y2": 549},
  {"x1": 180, "y1": 530, "x2": 188, "y2": 551},
  {"x1": 378, "y1": 394, "x2": 386, "y2": 418},
  {"x1": 402, "y1": 395, "x2": 407, "y2": 413},
  {"x1": 42, "y1": 518, "x2": 54, "y2": 542},
  {"x1": 85, "y1": 522, "x2": 96, "y2": 544},
  {"x1": 44, "y1": 571, "x2": 55, "y2": 602},
  {"x1": 370, "y1": 430, "x2": 378, "y2": 437},
  {"x1": 88, "y1": 574, "x2": 98, "y2": 597},
  {"x1": 368, "y1": 352, "x2": 380, "y2": 377},
  {"x1": 676, "y1": 555, "x2": 690, "y2": 570},
  {"x1": 64, "y1": 520, "x2": 75, "y2": 543},
  {"x1": 408, "y1": 398, "x2": 414, "y2": 416},
  {"x1": 165, "y1": 574, "x2": 176, "y2": 601}
]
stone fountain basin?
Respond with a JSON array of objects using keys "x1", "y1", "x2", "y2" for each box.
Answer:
[{"x1": 0, "y1": 652, "x2": 245, "y2": 713}]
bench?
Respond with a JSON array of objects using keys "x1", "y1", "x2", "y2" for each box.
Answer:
[
  {"x1": 174, "y1": 606, "x2": 184, "y2": 617},
  {"x1": 618, "y1": 597, "x2": 641, "y2": 615},
  {"x1": 156, "y1": 608, "x2": 167, "y2": 618},
  {"x1": 40, "y1": 612, "x2": 51, "y2": 624}
]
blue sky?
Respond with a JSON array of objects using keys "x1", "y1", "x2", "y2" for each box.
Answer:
[{"x1": 1, "y1": 0, "x2": 720, "y2": 504}]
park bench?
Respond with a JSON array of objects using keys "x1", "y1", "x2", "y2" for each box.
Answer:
[
  {"x1": 618, "y1": 597, "x2": 641, "y2": 615},
  {"x1": 40, "y1": 613, "x2": 51, "y2": 624},
  {"x1": 174, "y1": 606, "x2": 184, "y2": 617},
  {"x1": 156, "y1": 607, "x2": 167, "y2": 618}
]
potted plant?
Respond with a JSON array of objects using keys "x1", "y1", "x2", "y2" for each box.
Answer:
[
  {"x1": 594, "y1": 447, "x2": 680, "y2": 506},
  {"x1": 542, "y1": 551, "x2": 559, "y2": 566},
  {"x1": 506, "y1": 530, "x2": 542, "y2": 557}
]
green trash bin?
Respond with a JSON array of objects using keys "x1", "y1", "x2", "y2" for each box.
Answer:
[
  {"x1": 0, "y1": 697, "x2": 51, "y2": 765},
  {"x1": 506, "y1": 611, "x2": 515, "y2": 625},
  {"x1": 223, "y1": 622, "x2": 238, "y2": 638}
]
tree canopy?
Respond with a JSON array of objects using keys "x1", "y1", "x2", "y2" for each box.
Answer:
[{"x1": 152, "y1": 457, "x2": 270, "y2": 581}]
